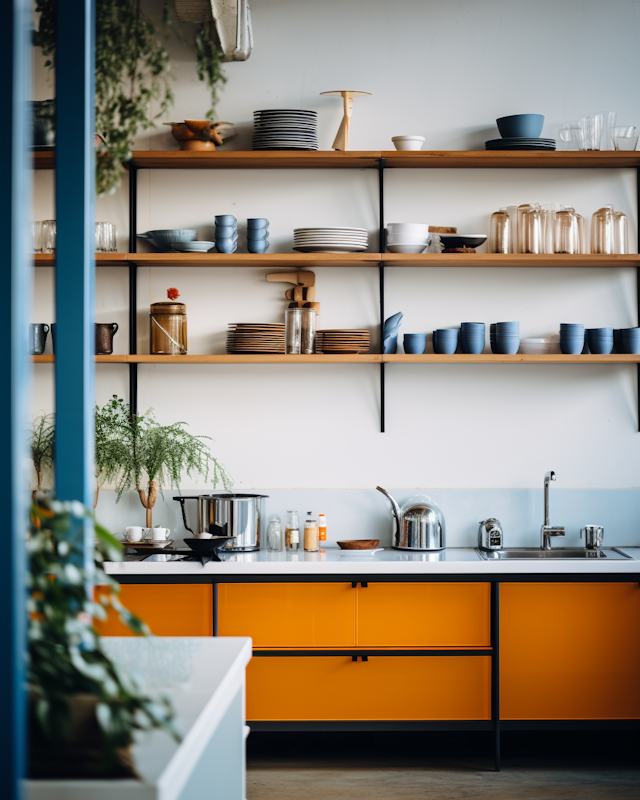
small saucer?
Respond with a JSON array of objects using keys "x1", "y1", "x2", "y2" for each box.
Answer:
[
  {"x1": 338, "y1": 548, "x2": 383, "y2": 557},
  {"x1": 125, "y1": 539, "x2": 173, "y2": 549}
]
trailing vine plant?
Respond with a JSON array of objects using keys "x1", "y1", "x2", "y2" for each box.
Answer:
[
  {"x1": 34, "y1": 0, "x2": 226, "y2": 197},
  {"x1": 30, "y1": 413, "x2": 55, "y2": 500}
]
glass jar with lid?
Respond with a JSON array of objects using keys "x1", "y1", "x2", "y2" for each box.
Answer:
[
  {"x1": 150, "y1": 302, "x2": 187, "y2": 355},
  {"x1": 285, "y1": 510, "x2": 300, "y2": 551},
  {"x1": 488, "y1": 208, "x2": 512, "y2": 254},
  {"x1": 267, "y1": 515, "x2": 283, "y2": 551},
  {"x1": 304, "y1": 514, "x2": 319, "y2": 552}
]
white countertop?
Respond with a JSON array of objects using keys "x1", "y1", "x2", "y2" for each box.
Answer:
[
  {"x1": 27, "y1": 637, "x2": 251, "y2": 800},
  {"x1": 103, "y1": 546, "x2": 640, "y2": 576}
]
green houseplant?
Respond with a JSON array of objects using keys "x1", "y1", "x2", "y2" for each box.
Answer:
[
  {"x1": 34, "y1": 0, "x2": 226, "y2": 196},
  {"x1": 30, "y1": 413, "x2": 55, "y2": 500},
  {"x1": 28, "y1": 499, "x2": 180, "y2": 777}
]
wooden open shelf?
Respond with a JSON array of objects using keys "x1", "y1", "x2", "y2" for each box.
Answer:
[
  {"x1": 34, "y1": 150, "x2": 640, "y2": 171},
  {"x1": 385, "y1": 354, "x2": 640, "y2": 364},
  {"x1": 33, "y1": 353, "x2": 640, "y2": 365},
  {"x1": 33, "y1": 253, "x2": 640, "y2": 269}
]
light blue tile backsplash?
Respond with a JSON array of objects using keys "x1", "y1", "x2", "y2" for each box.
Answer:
[{"x1": 95, "y1": 488, "x2": 640, "y2": 549}]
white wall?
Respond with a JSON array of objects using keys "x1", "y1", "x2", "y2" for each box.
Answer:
[{"x1": 31, "y1": 0, "x2": 640, "y2": 497}]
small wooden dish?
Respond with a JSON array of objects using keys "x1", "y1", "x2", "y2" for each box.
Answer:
[{"x1": 337, "y1": 539, "x2": 380, "y2": 550}]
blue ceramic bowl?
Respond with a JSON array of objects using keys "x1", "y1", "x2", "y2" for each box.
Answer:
[
  {"x1": 247, "y1": 218, "x2": 269, "y2": 229},
  {"x1": 461, "y1": 339, "x2": 485, "y2": 355},
  {"x1": 404, "y1": 334, "x2": 426, "y2": 354},
  {"x1": 560, "y1": 339, "x2": 584, "y2": 355},
  {"x1": 434, "y1": 330, "x2": 458, "y2": 355},
  {"x1": 215, "y1": 215, "x2": 237, "y2": 225},
  {"x1": 496, "y1": 338, "x2": 520, "y2": 355},
  {"x1": 496, "y1": 114, "x2": 544, "y2": 138}
]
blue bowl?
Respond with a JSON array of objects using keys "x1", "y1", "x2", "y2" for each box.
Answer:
[
  {"x1": 496, "y1": 114, "x2": 544, "y2": 138},
  {"x1": 247, "y1": 218, "x2": 269, "y2": 229},
  {"x1": 216, "y1": 240, "x2": 238, "y2": 254},
  {"x1": 560, "y1": 339, "x2": 584, "y2": 355},
  {"x1": 588, "y1": 341, "x2": 613, "y2": 355},
  {"x1": 404, "y1": 334, "x2": 426, "y2": 354},
  {"x1": 215, "y1": 215, "x2": 237, "y2": 225},
  {"x1": 461, "y1": 322, "x2": 485, "y2": 330},
  {"x1": 461, "y1": 339, "x2": 485, "y2": 355},
  {"x1": 496, "y1": 339, "x2": 520, "y2": 355}
]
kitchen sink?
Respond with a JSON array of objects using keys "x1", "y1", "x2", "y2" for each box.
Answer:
[{"x1": 476, "y1": 547, "x2": 634, "y2": 560}]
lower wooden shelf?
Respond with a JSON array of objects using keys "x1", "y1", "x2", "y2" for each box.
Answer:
[{"x1": 32, "y1": 353, "x2": 640, "y2": 364}]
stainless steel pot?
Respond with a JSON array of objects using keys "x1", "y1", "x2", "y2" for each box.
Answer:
[
  {"x1": 173, "y1": 493, "x2": 268, "y2": 552},
  {"x1": 376, "y1": 487, "x2": 446, "y2": 551}
]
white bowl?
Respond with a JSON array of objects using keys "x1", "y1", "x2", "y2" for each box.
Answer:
[
  {"x1": 173, "y1": 241, "x2": 215, "y2": 252},
  {"x1": 193, "y1": 532, "x2": 213, "y2": 539},
  {"x1": 387, "y1": 223, "x2": 430, "y2": 235},
  {"x1": 386, "y1": 234, "x2": 428, "y2": 244},
  {"x1": 386, "y1": 243, "x2": 427, "y2": 254},
  {"x1": 392, "y1": 135, "x2": 425, "y2": 151},
  {"x1": 519, "y1": 338, "x2": 552, "y2": 355}
]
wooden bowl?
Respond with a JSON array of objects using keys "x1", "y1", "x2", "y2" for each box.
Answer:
[{"x1": 337, "y1": 539, "x2": 380, "y2": 550}]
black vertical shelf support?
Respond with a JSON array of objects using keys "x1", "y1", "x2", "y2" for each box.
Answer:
[
  {"x1": 378, "y1": 157, "x2": 386, "y2": 433},
  {"x1": 128, "y1": 164, "x2": 138, "y2": 416},
  {"x1": 491, "y1": 581, "x2": 501, "y2": 772}
]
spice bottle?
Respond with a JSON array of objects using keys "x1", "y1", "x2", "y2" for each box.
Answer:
[
  {"x1": 318, "y1": 514, "x2": 327, "y2": 544},
  {"x1": 267, "y1": 515, "x2": 283, "y2": 552},
  {"x1": 304, "y1": 513, "x2": 319, "y2": 552},
  {"x1": 285, "y1": 510, "x2": 299, "y2": 551}
]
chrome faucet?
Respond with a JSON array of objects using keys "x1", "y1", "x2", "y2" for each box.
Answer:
[{"x1": 540, "y1": 471, "x2": 565, "y2": 549}]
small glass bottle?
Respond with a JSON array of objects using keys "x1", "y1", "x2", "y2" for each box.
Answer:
[
  {"x1": 304, "y1": 513, "x2": 319, "y2": 552},
  {"x1": 488, "y1": 208, "x2": 512, "y2": 254},
  {"x1": 267, "y1": 515, "x2": 283, "y2": 552},
  {"x1": 285, "y1": 510, "x2": 299, "y2": 551}
]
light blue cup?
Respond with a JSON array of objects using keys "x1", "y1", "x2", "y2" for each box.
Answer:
[
  {"x1": 248, "y1": 241, "x2": 270, "y2": 254},
  {"x1": 216, "y1": 239, "x2": 237, "y2": 254},
  {"x1": 247, "y1": 229, "x2": 269, "y2": 240},
  {"x1": 215, "y1": 225, "x2": 237, "y2": 238},
  {"x1": 215, "y1": 215, "x2": 236, "y2": 225},
  {"x1": 434, "y1": 328, "x2": 458, "y2": 355},
  {"x1": 247, "y1": 218, "x2": 269, "y2": 229},
  {"x1": 404, "y1": 334, "x2": 426, "y2": 354}
]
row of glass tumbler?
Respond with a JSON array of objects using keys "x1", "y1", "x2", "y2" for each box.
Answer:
[{"x1": 489, "y1": 204, "x2": 628, "y2": 255}]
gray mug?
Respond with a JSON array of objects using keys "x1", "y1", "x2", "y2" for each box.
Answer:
[
  {"x1": 29, "y1": 323, "x2": 49, "y2": 355},
  {"x1": 580, "y1": 524, "x2": 604, "y2": 550}
]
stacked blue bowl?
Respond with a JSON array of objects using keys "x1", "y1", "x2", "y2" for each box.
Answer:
[
  {"x1": 489, "y1": 323, "x2": 497, "y2": 354},
  {"x1": 621, "y1": 327, "x2": 640, "y2": 354},
  {"x1": 433, "y1": 328, "x2": 459, "y2": 355},
  {"x1": 215, "y1": 215, "x2": 238, "y2": 254},
  {"x1": 613, "y1": 329, "x2": 622, "y2": 353},
  {"x1": 404, "y1": 333, "x2": 426, "y2": 354},
  {"x1": 461, "y1": 322, "x2": 485, "y2": 355},
  {"x1": 247, "y1": 218, "x2": 270, "y2": 254},
  {"x1": 495, "y1": 321, "x2": 520, "y2": 355},
  {"x1": 587, "y1": 327, "x2": 614, "y2": 355},
  {"x1": 560, "y1": 323, "x2": 585, "y2": 354}
]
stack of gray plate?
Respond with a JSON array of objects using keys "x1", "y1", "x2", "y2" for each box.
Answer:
[
  {"x1": 253, "y1": 110, "x2": 318, "y2": 151},
  {"x1": 293, "y1": 227, "x2": 368, "y2": 253}
]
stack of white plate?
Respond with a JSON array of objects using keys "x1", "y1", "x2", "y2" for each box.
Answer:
[
  {"x1": 253, "y1": 110, "x2": 318, "y2": 151},
  {"x1": 293, "y1": 227, "x2": 368, "y2": 253}
]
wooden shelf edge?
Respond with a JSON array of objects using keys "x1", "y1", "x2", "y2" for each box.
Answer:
[
  {"x1": 382, "y1": 253, "x2": 640, "y2": 267},
  {"x1": 384, "y1": 354, "x2": 640, "y2": 364},
  {"x1": 33, "y1": 354, "x2": 382, "y2": 364}
]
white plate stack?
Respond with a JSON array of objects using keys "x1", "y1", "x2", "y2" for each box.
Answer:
[
  {"x1": 253, "y1": 110, "x2": 318, "y2": 151},
  {"x1": 293, "y1": 227, "x2": 368, "y2": 253}
]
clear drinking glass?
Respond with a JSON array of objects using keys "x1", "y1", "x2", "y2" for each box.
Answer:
[
  {"x1": 612, "y1": 127, "x2": 638, "y2": 151},
  {"x1": 521, "y1": 208, "x2": 545, "y2": 254},
  {"x1": 285, "y1": 307, "x2": 316, "y2": 354},
  {"x1": 554, "y1": 206, "x2": 581, "y2": 254},
  {"x1": 488, "y1": 208, "x2": 512, "y2": 254},
  {"x1": 41, "y1": 220, "x2": 56, "y2": 253},
  {"x1": 603, "y1": 112, "x2": 617, "y2": 151},
  {"x1": 578, "y1": 115, "x2": 603, "y2": 151},
  {"x1": 517, "y1": 203, "x2": 541, "y2": 253},
  {"x1": 32, "y1": 221, "x2": 43, "y2": 253},
  {"x1": 591, "y1": 205, "x2": 616, "y2": 253},
  {"x1": 541, "y1": 204, "x2": 557, "y2": 254},
  {"x1": 559, "y1": 122, "x2": 580, "y2": 150},
  {"x1": 95, "y1": 221, "x2": 117, "y2": 252},
  {"x1": 614, "y1": 210, "x2": 628, "y2": 253}
]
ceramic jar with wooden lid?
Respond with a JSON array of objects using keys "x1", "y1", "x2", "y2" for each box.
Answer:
[{"x1": 150, "y1": 302, "x2": 187, "y2": 355}]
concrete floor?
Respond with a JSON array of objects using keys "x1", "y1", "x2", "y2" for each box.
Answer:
[{"x1": 247, "y1": 731, "x2": 640, "y2": 799}]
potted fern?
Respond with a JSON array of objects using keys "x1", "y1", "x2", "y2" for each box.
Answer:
[
  {"x1": 28, "y1": 499, "x2": 180, "y2": 777},
  {"x1": 30, "y1": 413, "x2": 55, "y2": 500}
]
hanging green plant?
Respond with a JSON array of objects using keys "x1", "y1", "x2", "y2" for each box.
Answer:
[{"x1": 34, "y1": 0, "x2": 227, "y2": 197}]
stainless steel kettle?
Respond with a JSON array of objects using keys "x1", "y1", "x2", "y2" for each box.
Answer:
[
  {"x1": 376, "y1": 487, "x2": 446, "y2": 551},
  {"x1": 173, "y1": 493, "x2": 267, "y2": 552}
]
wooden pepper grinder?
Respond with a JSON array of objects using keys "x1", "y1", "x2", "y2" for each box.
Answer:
[{"x1": 266, "y1": 270, "x2": 320, "y2": 328}]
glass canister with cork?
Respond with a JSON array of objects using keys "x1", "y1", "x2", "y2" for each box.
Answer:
[
  {"x1": 304, "y1": 513, "x2": 319, "y2": 552},
  {"x1": 150, "y1": 287, "x2": 187, "y2": 355}
]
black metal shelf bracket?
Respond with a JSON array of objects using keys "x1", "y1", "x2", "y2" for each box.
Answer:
[
  {"x1": 128, "y1": 164, "x2": 138, "y2": 416},
  {"x1": 379, "y1": 156, "x2": 386, "y2": 433}
]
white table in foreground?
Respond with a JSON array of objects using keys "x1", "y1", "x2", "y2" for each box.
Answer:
[{"x1": 27, "y1": 637, "x2": 252, "y2": 800}]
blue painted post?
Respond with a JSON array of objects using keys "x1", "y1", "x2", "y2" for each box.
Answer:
[
  {"x1": 54, "y1": 0, "x2": 96, "y2": 570},
  {"x1": 0, "y1": 1, "x2": 32, "y2": 797}
]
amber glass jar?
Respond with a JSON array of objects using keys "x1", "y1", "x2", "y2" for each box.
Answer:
[{"x1": 150, "y1": 302, "x2": 187, "y2": 355}]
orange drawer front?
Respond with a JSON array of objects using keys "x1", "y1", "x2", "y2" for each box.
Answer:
[
  {"x1": 356, "y1": 582, "x2": 491, "y2": 647},
  {"x1": 95, "y1": 584, "x2": 214, "y2": 637},
  {"x1": 501, "y1": 583, "x2": 640, "y2": 720},
  {"x1": 218, "y1": 583, "x2": 356, "y2": 648},
  {"x1": 247, "y1": 655, "x2": 491, "y2": 721}
]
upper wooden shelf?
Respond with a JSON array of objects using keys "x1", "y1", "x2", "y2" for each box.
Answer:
[
  {"x1": 34, "y1": 150, "x2": 640, "y2": 170},
  {"x1": 385, "y1": 354, "x2": 640, "y2": 364},
  {"x1": 33, "y1": 253, "x2": 640, "y2": 268}
]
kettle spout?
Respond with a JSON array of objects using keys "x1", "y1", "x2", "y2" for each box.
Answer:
[{"x1": 376, "y1": 486, "x2": 402, "y2": 531}]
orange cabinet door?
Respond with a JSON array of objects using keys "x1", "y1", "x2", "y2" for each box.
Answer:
[
  {"x1": 95, "y1": 584, "x2": 214, "y2": 637},
  {"x1": 218, "y1": 583, "x2": 356, "y2": 648},
  {"x1": 356, "y1": 582, "x2": 491, "y2": 647},
  {"x1": 247, "y1": 656, "x2": 491, "y2": 720},
  {"x1": 501, "y1": 583, "x2": 640, "y2": 720}
]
